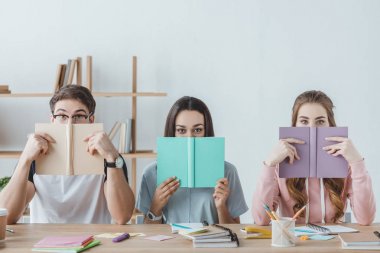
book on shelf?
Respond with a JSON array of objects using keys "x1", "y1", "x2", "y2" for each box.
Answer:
[
  {"x1": 118, "y1": 119, "x2": 132, "y2": 154},
  {"x1": 107, "y1": 120, "x2": 132, "y2": 154},
  {"x1": 62, "y1": 59, "x2": 72, "y2": 87},
  {"x1": 157, "y1": 137, "x2": 224, "y2": 188},
  {"x1": 54, "y1": 64, "x2": 66, "y2": 92},
  {"x1": 279, "y1": 127, "x2": 348, "y2": 178},
  {"x1": 108, "y1": 122, "x2": 122, "y2": 141},
  {"x1": 0, "y1": 84, "x2": 11, "y2": 94},
  {"x1": 339, "y1": 232, "x2": 380, "y2": 250},
  {"x1": 35, "y1": 123, "x2": 104, "y2": 175}
]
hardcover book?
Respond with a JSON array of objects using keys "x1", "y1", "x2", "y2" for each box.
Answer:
[
  {"x1": 157, "y1": 137, "x2": 224, "y2": 188},
  {"x1": 279, "y1": 127, "x2": 348, "y2": 178},
  {"x1": 35, "y1": 123, "x2": 104, "y2": 175}
]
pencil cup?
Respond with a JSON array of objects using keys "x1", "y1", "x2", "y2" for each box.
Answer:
[
  {"x1": 0, "y1": 208, "x2": 8, "y2": 241},
  {"x1": 271, "y1": 217, "x2": 295, "y2": 247}
]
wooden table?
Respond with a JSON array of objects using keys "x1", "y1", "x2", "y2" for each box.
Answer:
[{"x1": 0, "y1": 223, "x2": 379, "y2": 252}]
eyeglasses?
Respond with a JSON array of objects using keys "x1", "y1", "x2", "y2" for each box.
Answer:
[{"x1": 52, "y1": 113, "x2": 92, "y2": 123}]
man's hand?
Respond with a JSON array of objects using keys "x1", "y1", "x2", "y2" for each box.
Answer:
[
  {"x1": 84, "y1": 131, "x2": 119, "y2": 162},
  {"x1": 20, "y1": 133, "x2": 55, "y2": 163}
]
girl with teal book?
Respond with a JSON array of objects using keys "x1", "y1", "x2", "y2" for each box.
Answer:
[{"x1": 136, "y1": 96, "x2": 248, "y2": 224}]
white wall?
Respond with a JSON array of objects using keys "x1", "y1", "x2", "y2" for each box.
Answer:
[{"x1": 0, "y1": 0, "x2": 379, "y2": 223}]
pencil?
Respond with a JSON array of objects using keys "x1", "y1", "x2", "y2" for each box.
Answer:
[{"x1": 292, "y1": 204, "x2": 307, "y2": 220}]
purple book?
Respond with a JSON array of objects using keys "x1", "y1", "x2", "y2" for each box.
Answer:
[{"x1": 279, "y1": 127, "x2": 348, "y2": 178}]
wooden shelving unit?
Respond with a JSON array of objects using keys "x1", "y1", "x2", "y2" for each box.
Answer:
[
  {"x1": 0, "y1": 92, "x2": 166, "y2": 98},
  {"x1": 0, "y1": 56, "x2": 166, "y2": 194},
  {"x1": 0, "y1": 151, "x2": 157, "y2": 159}
]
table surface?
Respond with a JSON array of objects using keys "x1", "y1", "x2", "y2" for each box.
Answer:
[{"x1": 1, "y1": 223, "x2": 379, "y2": 252}]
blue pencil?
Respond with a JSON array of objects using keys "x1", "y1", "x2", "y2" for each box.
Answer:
[{"x1": 172, "y1": 223, "x2": 192, "y2": 229}]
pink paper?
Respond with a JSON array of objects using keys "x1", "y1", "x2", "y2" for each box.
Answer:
[{"x1": 34, "y1": 235, "x2": 93, "y2": 247}]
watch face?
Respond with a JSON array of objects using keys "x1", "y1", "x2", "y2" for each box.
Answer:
[{"x1": 115, "y1": 156, "x2": 124, "y2": 168}]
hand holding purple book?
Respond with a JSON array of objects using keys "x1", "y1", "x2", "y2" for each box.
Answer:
[{"x1": 279, "y1": 127, "x2": 348, "y2": 178}]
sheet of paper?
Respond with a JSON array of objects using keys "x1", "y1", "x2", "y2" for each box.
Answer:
[
  {"x1": 95, "y1": 233, "x2": 145, "y2": 238},
  {"x1": 144, "y1": 235, "x2": 175, "y2": 241},
  {"x1": 309, "y1": 235, "x2": 335, "y2": 241}
]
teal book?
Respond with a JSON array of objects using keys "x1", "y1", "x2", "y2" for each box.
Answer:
[{"x1": 157, "y1": 137, "x2": 225, "y2": 188}]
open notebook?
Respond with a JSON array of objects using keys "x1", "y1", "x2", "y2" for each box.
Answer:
[
  {"x1": 295, "y1": 224, "x2": 358, "y2": 237},
  {"x1": 279, "y1": 127, "x2": 348, "y2": 178},
  {"x1": 157, "y1": 137, "x2": 224, "y2": 188},
  {"x1": 35, "y1": 123, "x2": 104, "y2": 175}
]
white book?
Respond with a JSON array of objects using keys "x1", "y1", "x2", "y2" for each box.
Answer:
[
  {"x1": 193, "y1": 240, "x2": 238, "y2": 248},
  {"x1": 108, "y1": 122, "x2": 121, "y2": 140},
  {"x1": 118, "y1": 119, "x2": 132, "y2": 153}
]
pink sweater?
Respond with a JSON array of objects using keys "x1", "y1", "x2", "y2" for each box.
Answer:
[{"x1": 252, "y1": 160, "x2": 376, "y2": 225}]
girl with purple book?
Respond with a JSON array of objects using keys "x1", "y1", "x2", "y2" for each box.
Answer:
[{"x1": 252, "y1": 90, "x2": 376, "y2": 225}]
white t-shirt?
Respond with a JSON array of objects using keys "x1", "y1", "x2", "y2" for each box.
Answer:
[
  {"x1": 28, "y1": 160, "x2": 128, "y2": 224},
  {"x1": 30, "y1": 174, "x2": 111, "y2": 223}
]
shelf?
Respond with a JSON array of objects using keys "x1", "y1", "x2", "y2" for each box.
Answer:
[
  {"x1": 0, "y1": 92, "x2": 167, "y2": 98},
  {"x1": 121, "y1": 151, "x2": 157, "y2": 159},
  {"x1": 0, "y1": 150, "x2": 156, "y2": 159},
  {"x1": 0, "y1": 151, "x2": 21, "y2": 158}
]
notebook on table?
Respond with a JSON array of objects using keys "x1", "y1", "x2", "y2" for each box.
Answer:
[
  {"x1": 179, "y1": 224, "x2": 239, "y2": 248},
  {"x1": 32, "y1": 240, "x2": 100, "y2": 253},
  {"x1": 279, "y1": 127, "x2": 348, "y2": 178},
  {"x1": 35, "y1": 123, "x2": 104, "y2": 175},
  {"x1": 295, "y1": 223, "x2": 358, "y2": 236},
  {"x1": 32, "y1": 235, "x2": 100, "y2": 252},
  {"x1": 192, "y1": 233, "x2": 239, "y2": 248},
  {"x1": 339, "y1": 232, "x2": 380, "y2": 250},
  {"x1": 157, "y1": 137, "x2": 224, "y2": 188}
]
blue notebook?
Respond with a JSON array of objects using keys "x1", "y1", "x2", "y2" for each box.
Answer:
[{"x1": 157, "y1": 137, "x2": 225, "y2": 188}]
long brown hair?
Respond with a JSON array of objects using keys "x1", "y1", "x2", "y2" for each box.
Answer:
[
  {"x1": 164, "y1": 96, "x2": 215, "y2": 137},
  {"x1": 286, "y1": 90, "x2": 346, "y2": 222}
]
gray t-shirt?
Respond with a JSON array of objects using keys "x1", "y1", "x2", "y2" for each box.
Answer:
[{"x1": 136, "y1": 161, "x2": 248, "y2": 224}]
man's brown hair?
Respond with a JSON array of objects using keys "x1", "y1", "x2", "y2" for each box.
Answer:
[{"x1": 49, "y1": 85, "x2": 96, "y2": 114}]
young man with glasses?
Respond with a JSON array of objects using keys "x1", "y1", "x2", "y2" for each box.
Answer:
[{"x1": 0, "y1": 85, "x2": 135, "y2": 224}]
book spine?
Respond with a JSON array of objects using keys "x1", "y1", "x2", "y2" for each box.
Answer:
[
  {"x1": 188, "y1": 138, "x2": 195, "y2": 187},
  {"x1": 310, "y1": 127, "x2": 317, "y2": 177},
  {"x1": 66, "y1": 123, "x2": 74, "y2": 175},
  {"x1": 108, "y1": 121, "x2": 121, "y2": 140},
  {"x1": 62, "y1": 59, "x2": 72, "y2": 86},
  {"x1": 76, "y1": 57, "x2": 82, "y2": 85},
  {"x1": 125, "y1": 118, "x2": 132, "y2": 153},
  {"x1": 87, "y1": 56, "x2": 92, "y2": 91},
  {"x1": 67, "y1": 59, "x2": 77, "y2": 85},
  {"x1": 118, "y1": 123, "x2": 126, "y2": 153}
]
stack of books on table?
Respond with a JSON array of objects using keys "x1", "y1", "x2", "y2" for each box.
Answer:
[
  {"x1": 32, "y1": 235, "x2": 100, "y2": 252},
  {"x1": 178, "y1": 224, "x2": 239, "y2": 248},
  {"x1": 0, "y1": 85, "x2": 11, "y2": 94}
]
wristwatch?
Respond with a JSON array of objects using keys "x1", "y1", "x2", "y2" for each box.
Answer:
[
  {"x1": 146, "y1": 210, "x2": 163, "y2": 221},
  {"x1": 105, "y1": 155, "x2": 124, "y2": 168}
]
